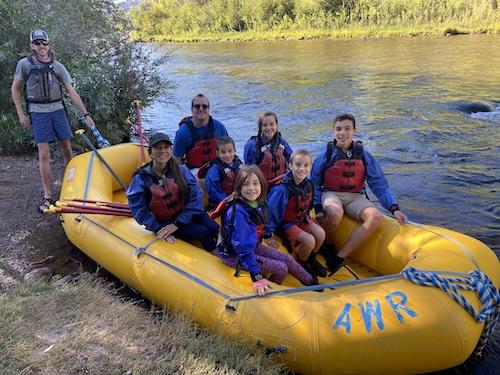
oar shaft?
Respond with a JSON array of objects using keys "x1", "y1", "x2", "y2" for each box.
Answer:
[
  {"x1": 134, "y1": 100, "x2": 146, "y2": 163},
  {"x1": 76, "y1": 130, "x2": 127, "y2": 191},
  {"x1": 63, "y1": 203, "x2": 131, "y2": 213},
  {"x1": 130, "y1": 121, "x2": 148, "y2": 144},
  {"x1": 54, "y1": 207, "x2": 132, "y2": 217},
  {"x1": 69, "y1": 198, "x2": 129, "y2": 209}
]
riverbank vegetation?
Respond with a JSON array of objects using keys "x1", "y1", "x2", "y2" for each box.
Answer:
[
  {"x1": 0, "y1": 276, "x2": 281, "y2": 374},
  {"x1": 0, "y1": 0, "x2": 166, "y2": 155},
  {"x1": 130, "y1": 0, "x2": 500, "y2": 42}
]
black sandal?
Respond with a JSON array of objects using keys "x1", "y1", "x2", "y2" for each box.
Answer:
[{"x1": 39, "y1": 197, "x2": 54, "y2": 213}]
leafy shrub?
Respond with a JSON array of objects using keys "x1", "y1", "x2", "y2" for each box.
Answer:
[
  {"x1": 0, "y1": 0, "x2": 168, "y2": 155},
  {"x1": 0, "y1": 114, "x2": 35, "y2": 155}
]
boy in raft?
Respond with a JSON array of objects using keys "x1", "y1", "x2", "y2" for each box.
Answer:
[
  {"x1": 127, "y1": 132, "x2": 219, "y2": 251},
  {"x1": 311, "y1": 113, "x2": 407, "y2": 274},
  {"x1": 244, "y1": 111, "x2": 292, "y2": 187},
  {"x1": 174, "y1": 94, "x2": 228, "y2": 179},
  {"x1": 265, "y1": 149, "x2": 327, "y2": 278},
  {"x1": 215, "y1": 165, "x2": 317, "y2": 296},
  {"x1": 205, "y1": 136, "x2": 243, "y2": 209}
]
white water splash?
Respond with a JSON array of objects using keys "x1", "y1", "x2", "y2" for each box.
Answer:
[{"x1": 470, "y1": 104, "x2": 500, "y2": 123}]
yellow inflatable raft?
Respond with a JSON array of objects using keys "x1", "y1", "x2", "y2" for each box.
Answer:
[{"x1": 59, "y1": 143, "x2": 499, "y2": 375}]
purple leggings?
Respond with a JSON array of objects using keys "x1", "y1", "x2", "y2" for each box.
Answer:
[{"x1": 220, "y1": 244, "x2": 314, "y2": 285}]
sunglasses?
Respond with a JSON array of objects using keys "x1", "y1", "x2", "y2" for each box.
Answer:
[
  {"x1": 192, "y1": 104, "x2": 209, "y2": 110},
  {"x1": 33, "y1": 41, "x2": 49, "y2": 46}
]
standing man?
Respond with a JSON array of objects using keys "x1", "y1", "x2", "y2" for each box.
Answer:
[
  {"x1": 11, "y1": 29, "x2": 95, "y2": 212},
  {"x1": 174, "y1": 94, "x2": 229, "y2": 178}
]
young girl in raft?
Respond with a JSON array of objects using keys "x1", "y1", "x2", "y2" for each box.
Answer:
[
  {"x1": 216, "y1": 165, "x2": 316, "y2": 296},
  {"x1": 127, "y1": 132, "x2": 219, "y2": 251},
  {"x1": 205, "y1": 136, "x2": 243, "y2": 209},
  {"x1": 243, "y1": 112, "x2": 293, "y2": 187}
]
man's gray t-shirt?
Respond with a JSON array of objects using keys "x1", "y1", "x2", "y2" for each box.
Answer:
[{"x1": 14, "y1": 56, "x2": 73, "y2": 113}]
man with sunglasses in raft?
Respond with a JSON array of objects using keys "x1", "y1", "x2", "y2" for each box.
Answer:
[
  {"x1": 11, "y1": 29, "x2": 95, "y2": 213},
  {"x1": 174, "y1": 94, "x2": 229, "y2": 181}
]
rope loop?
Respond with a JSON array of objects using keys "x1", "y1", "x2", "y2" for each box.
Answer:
[
  {"x1": 403, "y1": 267, "x2": 499, "y2": 322},
  {"x1": 402, "y1": 267, "x2": 499, "y2": 355}
]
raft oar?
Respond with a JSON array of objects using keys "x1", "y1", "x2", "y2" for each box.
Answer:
[
  {"x1": 60, "y1": 202, "x2": 131, "y2": 213},
  {"x1": 48, "y1": 206, "x2": 132, "y2": 217},
  {"x1": 46, "y1": 203, "x2": 132, "y2": 217},
  {"x1": 76, "y1": 129, "x2": 127, "y2": 191},
  {"x1": 66, "y1": 198, "x2": 129, "y2": 210},
  {"x1": 126, "y1": 117, "x2": 148, "y2": 145},
  {"x1": 133, "y1": 100, "x2": 147, "y2": 163}
]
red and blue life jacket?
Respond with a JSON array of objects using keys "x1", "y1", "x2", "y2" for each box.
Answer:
[
  {"x1": 137, "y1": 166, "x2": 185, "y2": 222},
  {"x1": 211, "y1": 156, "x2": 242, "y2": 194},
  {"x1": 214, "y1": 198, "x2": 268, "y2": 256},
  {"x1": 179, "y1": 116, "x2": 218, "y2": 169},
  {"x1": 254, "y1": 132, "x2": 287, "y2": 183},
  {"x1": 323, "y1": 141, "x2": 366, "y2": 193},
  {"x1": 282, "y1": 177, "x2": 314, "y2": 225}
]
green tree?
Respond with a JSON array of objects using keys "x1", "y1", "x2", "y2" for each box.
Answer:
[{"x1": 0, "y1": 0, "x2": 167, "y2": 154}]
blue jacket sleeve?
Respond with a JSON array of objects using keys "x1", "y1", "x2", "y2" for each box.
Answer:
[
  {"x1": 244, "y1": 138, "x2": 257, "y2": 165},
  {"x1": 173, "y1": 125, "x2": 191, "y2": 158},
  {"x1": 281, "y1": 139, "x2": 293, "y2": 163},
  {"x1": 227, "y1": 205, "x2": 261, "y2": 276},
  {"x1": 205, "y1": 164, "x2": 228, "y2": 204},
  {"x1": 213, "y1": 119, "x2": 229, "y2": 137},
  {"x1": 176, "y1": 165, "x2": 204, "y2": 224},
  {"x1": 311, "y1": 151, "x2": 327, "y2": 207},
  {"x1": 364, "y1": 150, "x2": 397, "y2": 211},
  {"x1": 126, "y1": 174, "x2": 163, "y2": 233},
  {"x1": 265, "y1": 184, "x2": 288, "y2": 236}
]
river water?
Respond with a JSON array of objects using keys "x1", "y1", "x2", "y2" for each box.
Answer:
[{"x1": 143, "y1": 35, "x2": 500, "y2": 255}]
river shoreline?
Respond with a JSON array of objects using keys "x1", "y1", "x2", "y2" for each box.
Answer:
[{"x1": 133, "y1": 24, "x2": 499, "y2": 43}]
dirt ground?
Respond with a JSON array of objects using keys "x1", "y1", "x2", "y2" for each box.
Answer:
[{"x1": 0, "y1": 153, "x2": 84, "y2": 290}]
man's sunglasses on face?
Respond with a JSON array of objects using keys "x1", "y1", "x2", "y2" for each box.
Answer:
[{"x1": 193, "y1": 104, "x2": 209, "y2": 110}]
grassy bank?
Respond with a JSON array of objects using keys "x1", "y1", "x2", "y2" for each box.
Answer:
[
  {"x1": 131, "y1": 0, "x2": 499, "y2": 42},
  {"x1": 138, "y1": 23, "x2": 499, "y2": 43},
  {"x1": 0, "y1": 276, "x2": 281, "y2": 374}
]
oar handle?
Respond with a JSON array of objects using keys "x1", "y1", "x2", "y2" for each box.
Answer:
[{"x1": 78, "y1": 117, "x2": 110, "y2": 148}]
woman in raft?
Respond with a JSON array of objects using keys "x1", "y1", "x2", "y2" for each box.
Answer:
[{"x1": 127, "y1": 132, "x2": 219, "y2": 251}]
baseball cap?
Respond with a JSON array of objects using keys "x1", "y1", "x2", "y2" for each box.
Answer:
[
  {"x1": 149, "y1": 132, "x2": 173, "y2": 148},
  {"x1": 30, "y1": 29, "x2": 49, "y2": 43}
]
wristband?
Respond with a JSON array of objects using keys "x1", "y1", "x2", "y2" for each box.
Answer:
[
  {"x1": 82, "y1": 113, "x2": 91, "y2": 118},
  {"x1": 251, "y1": 273, "x2": 264, "y2": 282},
  {"x1": 389, "y1": 204, "x2": 400, "y2": 214}
]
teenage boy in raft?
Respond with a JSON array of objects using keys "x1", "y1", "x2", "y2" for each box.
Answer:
[{"x1": 311, "y1": 113, "x2": 407, "y2": 274}]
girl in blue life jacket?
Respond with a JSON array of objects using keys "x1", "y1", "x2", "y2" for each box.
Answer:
[
  {"x1": 243, "y1": 112, "x2": 293, "y2": 187},
  {"x1": 205, "y1": 136, "x2": 243, "y2": 209},
  {"x1": 215, "y1": 165, "x2": 316, "y2": 296},
  {"x1": 127, "y1": 132, "x2": 219, "y2": 251}
]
